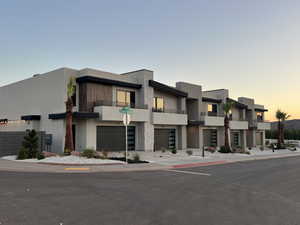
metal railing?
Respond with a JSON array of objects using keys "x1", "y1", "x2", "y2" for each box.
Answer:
[
  {"x1": 152, "y1": 108, "x2": 186, "y2": 114},
  {"x1": 94, "y1": 100, "x2": 148, "y2": 110}
]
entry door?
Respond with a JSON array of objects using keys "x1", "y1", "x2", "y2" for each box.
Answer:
[{"x1": 154, "y1": 129, "x2": 176, "y2": 151}]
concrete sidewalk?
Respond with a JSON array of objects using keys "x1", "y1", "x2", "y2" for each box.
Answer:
[{"x1": 1, "y1": 150, "x2": 300, "y2": 173}]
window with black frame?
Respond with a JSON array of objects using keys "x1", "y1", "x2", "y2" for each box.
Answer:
[
  {"x1": 153, "y1": 97, "x2": 164, "y2": 112},
  {"x1": 116, "y1": 90, "x2": 135, "y2": 108},
  {"x1": 207, "y1": 104, "x2": 218, "y2": 116}
]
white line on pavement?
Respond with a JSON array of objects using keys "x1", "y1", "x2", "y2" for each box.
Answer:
[{"x1": 167, "y1": 169, "x2": 211, "y2": 176}]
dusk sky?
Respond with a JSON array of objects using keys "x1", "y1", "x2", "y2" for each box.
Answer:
[{"x1": 0, "y1": 0, "x2": 299, "y2": 121}]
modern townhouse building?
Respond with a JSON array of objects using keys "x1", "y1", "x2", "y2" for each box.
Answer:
[
  {"x1": 176, "y1": 83, "x2": 270, "y2": 151},
  {"x1": 0, "y1": 67, "x2": 270, "y2": 155},
  {"x1": 0, "y1": 67, "x2": 188, "y2": 154}
]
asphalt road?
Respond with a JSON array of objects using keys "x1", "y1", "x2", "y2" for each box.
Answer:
[{"x1": 1, "y1": 157, "x2": 300, "y2": 225}]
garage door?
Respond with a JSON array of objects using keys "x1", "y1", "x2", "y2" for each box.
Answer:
[
  {"x1": 96, "y1": 126, "x2": 135, "y2": 151},
  {"x1": 154, "y1": 129, "x2": 176, "y2": 151},
  {"x1": 0, "y1": 131, "x2": 45, "y2": 157}
]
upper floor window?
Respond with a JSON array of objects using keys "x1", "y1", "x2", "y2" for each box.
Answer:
[
  {"x1": 153, "y1": 97, "x2": 164, "y2": 112},
  {"x1": 207, "y1": 104, "x2": 218, "y2": 116},
  {"x1": 256, "y1": 112, "x2": 264, "y2": 121},
  {"x1": 116, "y1": 90, "x2": 135, "y2": 108}
]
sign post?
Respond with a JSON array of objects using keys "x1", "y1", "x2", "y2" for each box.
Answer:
[{"x1": 119, "y1": 106, "x2": 133, "y2": 164}]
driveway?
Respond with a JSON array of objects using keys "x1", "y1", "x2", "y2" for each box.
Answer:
[{"x1": 1, "y1": 156, "x2": 300, "y2": 225}]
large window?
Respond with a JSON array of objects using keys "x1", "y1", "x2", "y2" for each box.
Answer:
[
  {"x1": 153, "y1": 97, "x2": 164, "y2": 112},
  {"x1": 207, "y1": 104, "x2": 218, "y2": 116},
  {"x1": 256, "y1": 112, "x2": 264, "y2": 121},
  {"x1": 116, "y1": 90, "x2": 135, "y2": 107}
]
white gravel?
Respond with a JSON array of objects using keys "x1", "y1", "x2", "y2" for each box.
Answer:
[{"x1": 1, "y1": 155, "x2": 125, "y2": 165}]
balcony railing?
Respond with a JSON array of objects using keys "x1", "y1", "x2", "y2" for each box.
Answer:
[
  {"x1": 94, "y1": 100, "x2": 148, "y2": 110},
  {"x1": 152, "y1": 108, "x2": 186, "y2": 114}
]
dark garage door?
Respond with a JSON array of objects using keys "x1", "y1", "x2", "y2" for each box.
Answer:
[
  {"x1": 96, "y1": 126, "x2": 135, "y2": 151},
  {"x1": 154, "y1": 129, "x2": 176, "y2": 151},
  {"x1": 0, "y1": 131, "x2": 45, "y2": 157}
]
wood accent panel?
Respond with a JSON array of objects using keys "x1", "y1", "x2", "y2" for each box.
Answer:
[{"x1": 79, "y1": 83, "x2": 113, "y2": 112}]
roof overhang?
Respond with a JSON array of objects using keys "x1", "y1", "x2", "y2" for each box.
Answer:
[
  {"x1": 188, "y1": 120, "x2": 205, "y2": 126},
  {"x1": 49, "y1": 112, "x2": 100, "y2": 120},
  {"x1": 202, "y1": 97, "x2": 222, "y2": 103},
  {"x1": 149, "y1": 80, "x2": 188, "y2": 97},
  {"x1": 21, "y1": 115, "x2": 41, "y2": 121},
  {"x1": 227, "y1": 98, "x2": 248, "y2": 109},
  {"x1": 76, "y1": 76, "x2": 142, "y2": 89},
  {"x1": 255, "y1": 108, "x2": 268, "y2": 112}
]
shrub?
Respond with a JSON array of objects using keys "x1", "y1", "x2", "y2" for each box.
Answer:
[
  {"x1": 36, "y1": 152, "x2": 45, "y2": 160},
  {"x1": 186, "y1": 150, "x2": 193, "y2": 156},
  {"x1": 132, "y1": 153, "x2": 140, "y2": 162},
  {"x1": 81, "y1": 149, "x2": 96, "y2": 158},
  {"x1": 205, "y1": 147, "x2": 216, "y2": 153},
  {"x1": 102, "y1": 151, "x2": 109, "y2": 159},
  {"x1": 244, "y1": 151, "x2": 251, "y2": 155},
  {"x1": 265, "y1": 140, "x2": 270, "y2": 146},
  {"x1": 22, "y1": 130, "x2": 39, "y2": 158},
  {"x1": 218, "y1": 146, "x2": 231, "y2": 153},
  {"x1": 17, "y1": 148, "x2": 29, "y2": 160},
  {"x1": 171, "y1": 149, "x2": 177, "y2": 154},
  {"x1": 161, "y1": 148, "x2": 167, "y2": 153},
  {"x1": 259, "y1": 146, "x2": 264, "y2": 151}
]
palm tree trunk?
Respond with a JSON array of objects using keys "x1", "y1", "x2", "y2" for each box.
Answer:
[
  {"x1": 64, "y1": 98, "x2": 74, "y2": 154},
  {"x1": 281, "y1": 122, "x2": 285, "y2": 146},
  {"x1": 277, "y1": 120, "x2": 281, "y2": 149},
  {"x1": 224, "y1": 115, "x2": 231, "y2": 150}
]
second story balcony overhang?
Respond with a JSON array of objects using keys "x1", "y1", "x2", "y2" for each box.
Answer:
[
  {"x1": 93, "y1": 101, "x2": 149, "y2": 122},
  {"x1": 152, "y1": 108, "x2": 188, "y2": 125},
  {"x1": 200, "y1": 112, "x2": 224, "y2": 127}
]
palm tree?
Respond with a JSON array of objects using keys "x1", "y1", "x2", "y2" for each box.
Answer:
[
  {"x1": 223, "y1": 101, "x2": 234, "y2": 151},
  {"x1": 64, "y1": 77, "x2": 76, "y2": 154},
  {"x1": 275, "y1": 110, "x2": 290, "y2": 149}
]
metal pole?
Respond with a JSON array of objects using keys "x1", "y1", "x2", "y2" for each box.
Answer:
[
  {"x1": 202, "y1": 146, "x2": 205, "y2": 158},
  {"x1": 125, "y1": 113, "x2": 128, "y2": 164}
]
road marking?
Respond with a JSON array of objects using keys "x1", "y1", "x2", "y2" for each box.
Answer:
[
  {"x1": 173, "y1": 160, "x2": 227, "y2": 169},
  {"x1": 167, "y1": 169, "x2": 211, "y2": 176},
  {"x1": 64, "y1": 167, "x2": 90, "y2": 171}
]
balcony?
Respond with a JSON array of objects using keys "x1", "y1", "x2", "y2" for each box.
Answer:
[
  {"x1": 229, "y1": 119, "x2": 248, "y2": 130},
  {"x1": 247, "y1": 118, "x2": 270, "y2": 130},
  {"x1": 152, "y1": 108, "x2": 187, "y2": 125},
  {"x1": 200, "y1": 112, "x2": 224, "y2": 127},
  {"x1": 257, "y1": 122, "x2": 271, "y2": 130},
  {"x1": 93, "y1": 101, "x2": 149, "y2": 122}
]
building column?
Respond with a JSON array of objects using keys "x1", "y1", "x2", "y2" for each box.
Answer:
[
  {"x1": 141, "y1": 122, "x2": 154, "y2": 152},
  {"x1": 252, "y1": 129, "x2": 256, "y2": 147},
  {"x1": 241, "y1": 130, "x2": 247, "y2": 151},
  {"x1": 177, "y1": 125, "x2": 187, "y2": 150},
  {"x1": 217, "y1": 127, "x2": 225, "y2": 148},
  {"x1": 199, "y1": 127, "x2": 204, "y2": 150},
  {"x1": 262, "y1": 130, "x2": 266, "y2": 147}
]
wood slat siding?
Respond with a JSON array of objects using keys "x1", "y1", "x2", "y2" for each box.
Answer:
[{"x1": 79, "y1": 83, "x2": 113, "y2": 112}]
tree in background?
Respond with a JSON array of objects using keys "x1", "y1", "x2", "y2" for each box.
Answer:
[
  {"x1": 64, "y1": 77, "x2": 76, "y2": 154},
  {"x1": 22, "y1": 129, "x2": 39, "y2": 158},
  {"x1": 275, "y1": 110, "x2": 291, "y2": 148},
  {"x1": 223, "y1": 101, "x2": 234, "y2": 152}
]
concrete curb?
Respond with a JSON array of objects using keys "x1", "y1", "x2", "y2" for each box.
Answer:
[{"x1": 1, "y1": 153, "x2": 300, "y2": 173}]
